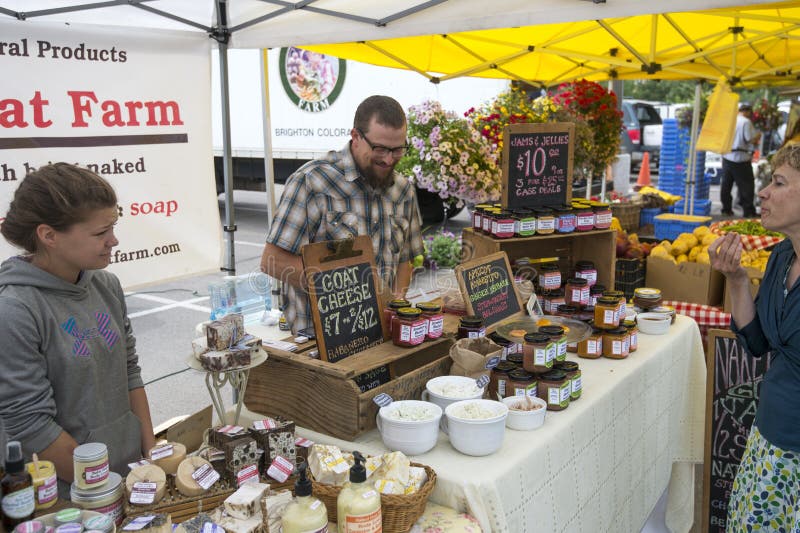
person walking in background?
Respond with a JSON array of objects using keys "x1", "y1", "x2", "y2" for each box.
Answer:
[
  {"x1": 710, "y1": 142, "x2": 800, "y2": 531},
  {"x1": 0, "y1": 163, "x2": 156, "y2": 496},
  {"x1": 720, "y1": 102, "x2": 761, "y2": 218}
]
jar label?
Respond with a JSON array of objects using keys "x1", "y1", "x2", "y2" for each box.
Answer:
[
  {"x1": 526, "y1": 383, "x2": 537, "y2": 396},
  {"x1": 513, "y1": 220, "x2": 520, "y2": 234},
  {"x1": 541, "y1": 273, "x2": 561, "y2": 290},
  {"x1": 577, "y1": 214, "x2": 594, "y2": 227},
  {"x1": 623, "y1": 336, "x2": 630, "y2": 353},
  {"x1": 557, "y1": 339, "x2": 567, "y2": 357},
  {"x1": 560, "y1": 384, "x2": 571, "y2": 405},
  {"x1": 497, "y1": 221, "x2": 515, "y2": 234},
  {"x1": 491, "y1": 220, "x2": 498, "y2": 235},
  {"x1": 509, "y1": 343, "x2": 522, "y2": 354},
  {"x1": 192, "y1": 463, "x2": 221, "y2": 490},
  {"x1": 519, "y1": 219, "x2": 536, "y2": 233},
  {"x1": 1, "y1": 485, "x2": 35, "y2": 518},
  {"x1": 596, "y1": 212, "x2": 612, "y2": 225},
  {"x1": 577, "y1": 271, "x2": 597, "y2": 285},
  {"x1": 130, "y1": 482, "x2": 158, "y2": 505},
  {"x1": 473, "y1": 213, "x2": 482, "y2": 229},
  {"x1": 613, "y1": 308, "x2": 620, "y2": 324},
  {"x1": 572, "y1": 376, "x2": 582, "y2": 394},
  {"x1": 427, "y1": 316, "x2": 444, "y2": 337},
  {"x1": 546, "y1": 343, "x2": 556, "y2": 363},
  {"x1": 630, "y1": 332, "x2": 638, "y2": 348},
  {"x1": 468, "y1": 328, "x2": 486, "y2": 339},
  {"x1": 581, "y1": 286, "x2": 590, "y2": 303},
  {"x1": 498, "y1": 379, "x2": 506, "y2": 397},
  {"x1": 37, "y1": 473, "x2": 58, "y2": 505},
  {"x1": 538, "y1": 218, "x2": 555, "y2": 231},
  {"x1": 534, "y1": 346, "x2": 547, "y2": 365},
  {"x1": 596, "y1": 337, "x2": 603, "y2": 353},
  {"x1": 567, "y1": 341, "x2": 577, "y2": 350},
  {"x1": 344, "y1": 507, "x2": 382, "y2": 532},
  {"x1": 85, "y1": 460, "x2": 109, "y2": 484},
  {"x1": 267, "y1": 456, "x2": 295, "y2": 483},
  {"x1": 612, "y1": 340, "x2": 623, "y2": 354},
  {"x1": 570, "y1": 288, "x2": 583, "y2": 304},
  {"x1": 620, "y1": 302, "x2": 627, "y2": 316},
  {"x1": 586, "y1": 339, "x2": 599, "y2": 354},
  {"x1": 547, "y1": 386, "x2": 560, "y2": 406},
  {"x1": 603, "y1": 309, "x2": 615, "y2": 325},
  {"x1": 483, "y1": 217, "x2": 491, "y2": 232}
]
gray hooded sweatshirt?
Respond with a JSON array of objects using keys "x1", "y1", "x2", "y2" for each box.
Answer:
[{"x1": 0, "y1": 257, "x2": 144, "y2": 493}]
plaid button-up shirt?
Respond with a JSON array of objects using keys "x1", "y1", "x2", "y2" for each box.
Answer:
[{"x1": 266, "y1": 143, "x2": 424, "y2": 334}]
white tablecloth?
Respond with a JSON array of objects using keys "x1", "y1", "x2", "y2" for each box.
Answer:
[{"x1": 241, "y1": 315, "x2": 706, "y2": 532}]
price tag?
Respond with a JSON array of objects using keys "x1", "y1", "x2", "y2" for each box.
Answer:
[
  {"x1": 130, "y1": 482, "x2": 158, "y2": 505},
  {"x1": 127, "y1": 459, "x2": 151, "y2": 470},
  {"x1": 266, "y1": 456, "x2": 295, "y2": 483},
  {"x1": 123, "y1": 516, "x2": 155, "y2": 530},
  {"x1": 202, "y1": 523, "x2": 224, "y2": 533},
  {"x1": 236, "y1": 464, "x2": 259, "y2": 487},
  {"x1": 192, "y1": 463, "x2": 221, "y2": 490},
  {"x1": 37, "y1": 474, "x2": 58, "y2": 504},
  {"x1": 252, "y1": 419, "x2": 278, "y2": 430},
  {"x1": 295, "y1": 437, "x2": 314, "y2": 448},
  {"x1": 476, "y1": 375, "x2": 490, "y2": 389},
  {"x1": 485, "y1": 356, "x2": 500, "y2": 370},
  {"x1": 373, "y1": 393, "x2": 393, "y2": 407},
  {"x1": 149, "y1": 444, "x2": 174, "y2": 460}
]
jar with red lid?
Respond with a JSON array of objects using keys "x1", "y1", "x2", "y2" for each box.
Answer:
[
  {"x1": 539, "y1": 325, "x2": 567, "y2": 362},
  {"x1": 522, "y1": 333, "x2": 553, "y2": 374},
  {"x1": 591, "y1": 201, "x2": 613, "y2": 229},
  {"x1": 573, "y1": 204, "x2": 595, "y2": 231},
  {"x1": 457, "y1": 315, "x2": 485, "y2": 340},
  {"x1": 534, "y1": 206, "x2": 555, "y2": 234},
  {"x1": 417, "y1": 301, "x2": 443, "y2": 341},
  {"x1": 554, "y1": 205, "x2": 577, "y2": 233},
  {"x1": 565, "y1": 278, "x2": 590, "y2": 306},
  {"x1": 577, "y1": 326, "x2": 603, "y2": 359},
  {"x1": 542, "y1": 288, "x2": 565, "y2": 315},
  {"x1": 384, "y1": 298, "x2": 410, "y2": 335},
  {"x1": 492, "y1": 210, "x2": 516, "y2": 239},
  {"x1": 507, "y1": 369, "x2": 538, "y2": 398},
  {"x1": 392, "y1": 307, "x2": 427, "y2": 347},
  {"x1": 538, "y1": 263, "x2": 561, "y2": 291},
  {"x1": 589, "y1": 284, "x2": 606, "y2": 306},
  {"x1": 574, "y1": 260, "x2": 597, "y2": 287},
  {"x1": 536, "y1": 369, "x2": 571, "y2": 411},
  {"x1": 602, "y1": 327, "x2": 630, "y2": 359},
  {"x1": 489, "y1": 360, "x2": 517, "y2": 399}
]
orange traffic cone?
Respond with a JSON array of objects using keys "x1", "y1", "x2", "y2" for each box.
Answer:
[
  {"x1": 753, "y1": 149, "x2": 760, "y2": 161},
  {"x1": 636, "y1": 152, "x2": 652, "y2": 187}
]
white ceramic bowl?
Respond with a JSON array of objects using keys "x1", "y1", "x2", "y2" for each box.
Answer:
[
  {"x1": 501, "y1": 396, "x2": 547, "y2": 431},
  {"x1": 377, "y1": 400, "x2": 442, "y2": 456},
  {"x1": 422, "y1": 375, "x2": 485, "y2": 412},
  {"x1": 445, "y1": 399, "x2": 508, "y2": 456},
  {"x1": 637, "y1": 312, "x2": 671, "y2": 335}
]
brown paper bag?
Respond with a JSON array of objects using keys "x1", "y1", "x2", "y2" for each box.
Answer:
[{"x1": 449, "y1": 337, "x2": 503, "y2": 380}]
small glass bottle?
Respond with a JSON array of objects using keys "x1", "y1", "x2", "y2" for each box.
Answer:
[
  {"x1": 515, "y1": 209, "x2": 537, "y2": 237},
  {"x1": 603, "y1": 290, "x2": 627, "y2": 321},
  {"x1": 493, "y1": 210, "x2": 516, "y2": 239},
  {"x1": 602, "y1": 327, "x2": 630, "y2": 359},
  {"x1": 542, "y1": 287, "x2": 566, "y2": 315},
  {"x1": 554, "y1": 205, "x2": 577, "y2": 233},
  {"x1": 573, "y1": 204, "x2": 595, "y2": 231},
  {"x1": 594, "y1": 296, "x2": 621, "y2": 329},
  {"x1": 457, "y1": 315, "x2": 485, "y2": 339},
  {"x1": 589, "y1": 284, "x2": 606, "y2": 307},
  {"x1": 624, "y1": 318, "x2": 639, "y2": 352},
  {"x1": 2, "y1": 441, "x2": 35, "y2": 530},
  {"x1": 591, "y1": 201, "x2": 613, "y2": 229}
]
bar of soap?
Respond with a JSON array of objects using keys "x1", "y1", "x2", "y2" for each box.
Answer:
[
  {"x1": 199, "y1": 349, "x2": 251, "y2": 372},
  {"x1": 213, "y1": 515, "x2": 262, "y2": 533},
  {"x1": 206, "y1": 313, "x2": 245, "y2": 350},
  {"x1": 173, "y1": 513, "x2": 223, "y2": 533},
  {"x1": 120, "y1": 514, "x2": 171, "y2": 533},
  {"x1": 308, "y1": 444, "x2": 350, "y2": 486},
  {"x1": 176, "y1": 456, "x2": 216, "y2": 497},
  {"x1": 261, "y1": 490, "x2": 293, "y2": 533},
  {"x1": 147, "y1": 441, "x2": 186, "y2": 475},
  {"x1": 374, "y1": 451, "x2": 410, "y2": 485},
  {"x1": 223, "y1": 482, "x2": 269, "y2": 520},
  {"x1": 125, "y1": 464, "x2": 167, "y2": 504},
  {"x1": 224, "y1": 437, "x2": 259, "y2": 479}
]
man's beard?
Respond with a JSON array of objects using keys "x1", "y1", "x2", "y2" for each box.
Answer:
[{"x1": 360, "y1": 163, "x2": 395, "y2": 189}]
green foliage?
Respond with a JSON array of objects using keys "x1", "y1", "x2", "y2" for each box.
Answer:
[{"x1": 424, "y1": 231, "x2": 462, "y2": 269}]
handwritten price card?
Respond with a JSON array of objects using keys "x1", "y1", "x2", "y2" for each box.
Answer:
[
  {"x1": 502, "y1": 122, "x2": 574, "y2": 210},
  {"x1": 455, "y1": 251, "x2": 523, "y2": 329},
  {"x1": 302, "y1": 236, "x2": 387, "y2": 362}
]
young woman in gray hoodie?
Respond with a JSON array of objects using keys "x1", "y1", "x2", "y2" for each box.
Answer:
[{"x1": 0, "y1": 163, "x2": 156, "y2": 496}]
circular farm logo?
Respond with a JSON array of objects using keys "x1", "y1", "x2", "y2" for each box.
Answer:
[{"x1": 279, "y1": 47, "x2": 346, "y2": 113}]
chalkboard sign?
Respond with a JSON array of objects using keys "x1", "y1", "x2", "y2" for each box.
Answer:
[
  {"x1": 302, "y1": 236, "x2": 387, "y2": 363},
  {"x1": 501, "y1": 122, "x2": 574, "y2": 210},
  {"x1": 703, "y1": 329, "x2": 772, "y2": 533},
  {"x1": 455, "y1": 251, "x2": 523, "y2": 328}
]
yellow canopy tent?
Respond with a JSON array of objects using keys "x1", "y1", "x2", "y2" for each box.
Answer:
[{"x1": 302, "y1": 1, "x2": 800, "y2": 88}]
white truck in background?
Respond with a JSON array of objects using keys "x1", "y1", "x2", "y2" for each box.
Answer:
[{"x1": 211, "y1": 48, "x2": 508, "y2": 221}]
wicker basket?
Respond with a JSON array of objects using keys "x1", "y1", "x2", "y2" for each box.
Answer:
[
  {"x1": 611, "y1": 202, "x2": 642, "y2": 233},
  {"x1": 311, "y1": 462, "x2": 437, "y2": 532}
]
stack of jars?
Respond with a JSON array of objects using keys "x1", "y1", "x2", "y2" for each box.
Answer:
[
  {"x1": 386, "y1": 299, "x2": 445, "y2": 348},
  {"x1": 471, "y1": 200, "x2": 613, "y2": 240},
  {"x1": 591, "y1": 290, "x2": 639, "y2": 360},
  {"x1": 537, "y1": 260, "x2": 604, "y2": 322}
]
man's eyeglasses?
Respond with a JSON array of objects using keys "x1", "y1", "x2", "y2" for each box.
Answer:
[{"x1": 357, "y1": 128, "x2": 408, "y2": 158}]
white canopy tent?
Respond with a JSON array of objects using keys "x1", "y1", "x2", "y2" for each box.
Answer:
[{"x1": 0, "y1": 0, "x2": 776, "y2": 272}]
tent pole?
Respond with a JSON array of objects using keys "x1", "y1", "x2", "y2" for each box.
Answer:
[
  {"x1": 216, "y1": 0, "x2": 236, "y2": 275},
  {"x1": 687, "y1": 81, "x2": 702, "y2": 216},
  {"x1": 260, "y1": 49, "x2": 277, "y2": 310}
]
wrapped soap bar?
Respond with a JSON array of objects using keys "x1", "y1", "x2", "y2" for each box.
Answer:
[
  {"x1": 200, "y1": 446, "x2": 227, "y2": 478},
  {"x1": 173, "y1": 513, "x2": 223, "y2": 533},
  {"x1": 213, "y1": 514, "x2": 262, "y2": 533},
  {"x1": 260, "y1": 489, "x2": 293, "y2": 533},
  {"x1": 206, "y1": 313, "x2": 245, "y2": 350},
  {"x1": 120, "y1": 514, "x2": 171, "y2": 533},
  {"x1": 308, "y1": 444, "x2": 350, "y2": 486},
  {"x1": 374, "y1": 478, "x2": 405, "y2": 495},
  {"x1": 374, "y1": 451, "x2": 410, "y2": 485},
  {"x1": 223, "y1": 437, "x2": 260, "y2": 482},
  {"x1": 223, "y1": 482, "x2": 269, "y2": 520},
  {"x1": 404, "y1": 466, "x2": 428, "y2": 494},
  {"x1": 199, "y1": 349, "x2": 251, "y2": 372},
  {"x1": 249, "y1": 418, "x2": 295, "y2": 472}
]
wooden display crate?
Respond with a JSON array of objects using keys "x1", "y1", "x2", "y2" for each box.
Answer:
[
  {"x1": 244, "y1": 332, "x2": 455, "y2": 441},
  {"x1": 461, "y1": 228, "x2": 617, "y2": 289}
]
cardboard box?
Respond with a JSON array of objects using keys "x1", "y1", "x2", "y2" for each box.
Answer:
[
  {"x1": 153, "y1": 405, "x2": 212, "y2": 453},
  {"x1": 645, "y1": 255, "x2": 725, "y2": 306},
  {"x1": 723, "y1": 267, "x2": 764, "y2": 313}
]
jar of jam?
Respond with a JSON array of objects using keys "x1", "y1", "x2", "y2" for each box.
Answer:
[
  {"x1": 594, "y1": 296, "x2": 620, "y2": 329},
  {"x1": 489, "y1": 360, "x2": 517, "y2": 399},
  {"x1": 591, "y1": 201, "x2": 613, "y2": 229},
  {"x1": 507, "y1": 369, "x2": 538, "y2": 398},
  {"x1": 574, "y1": 260, "x2": 598, "y2": 287},
  {"x1": 565, "y1": 278, "x2": 590, "y2": 307},
  {"x1": 633, "y1": 287, "x2": 663, "y2": 311},
  {"x1": 624, "y1": 318, "x2": 638, "y2": 352},
  {"x1": 493, "y1": 210, "x2": 516, "y2": 239},
  {"x1": 417, "y1": 301, "x2": 443, "y2": 341},
  {"x1": 573, "y1": 204, "x2": 595, "y2": 231},
  {"x1": 554, "y1": 205, "x2": 577, "y2": 233},
  {"x1": 473, "y1": 204, "x2": 490, "y2": 233},
  {"x1": 555, "y1": 360, "x2": 582, "y2": 401},
  {"x1": 589, "y1": 284, "x2": 606, "y2": 306},
  {"x1": 536, "y1": 369, "x2": 571, "y2": 411},
  {"x1": 384, "y1": 298, "x2": 410, "y2": 335},
  {"x1": 555, "y1": 304, "x2": 578, "y2": 319},
  {"x1": 538, "y1": 264, "x2": 562, "y2": 291},
  {"x1": 604, "y1": 290, "x2": 627, "y2": 320},
  {"x1": 522, "y1": 333, "x2": 553, "y2": 374},
  {"x1": 534, "y1": 206, "x2": 555, "y2": 234},
  {"x1": 539, "y1": 325, "x2": 567, "y2": 362},
  {"x1": 458, "y1": 315, "x2": 485, "y2": 339},
  {"x1": 482, "y1": 208, "x2": 497, "y2": 235},
  {"x1": 392, "y1": 307, "x2": 427, "y2": 347},
  {"x1": 542, "y1": 288, "x2": 566, "y2": 315},
  {"x1": 577, "y1": 326, "x2": 604, "y2": 359},
  {"x1": 602, "y1": 327, "x2": 630, "y2": 359},
  {"x1": 515, "y1": 209, "x2": 537, "y2": 237},
  {"x1": 506, "y1": 352, "x2": 524, "y2": 367}
]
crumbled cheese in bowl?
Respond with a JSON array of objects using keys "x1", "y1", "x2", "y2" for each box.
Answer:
[
  {"x1": 450, "y1": 402, "x2": 502, "y2": 420},
  {"x1": 429, "y1": 381, "x2": 482, "y2": 398},
  {"x1": 385, "y1": 403, "x2": 436, "y2": 422}
]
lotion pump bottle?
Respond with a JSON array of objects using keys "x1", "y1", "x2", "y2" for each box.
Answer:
[
  {"x1": 281, "y1": 462, "x2": 328, "y2": 533},
  {"x1": 337, "y1": 451, "x2": 382, "y2": 533}
]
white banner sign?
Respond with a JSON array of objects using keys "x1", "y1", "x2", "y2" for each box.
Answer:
[{"x1": 0, "y1": 20, "x2": 221, "y2": 289}]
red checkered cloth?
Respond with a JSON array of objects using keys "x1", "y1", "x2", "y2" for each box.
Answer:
[
  {"x1": 663, "y1": 300, "x2": 731, "y2": 349},
  {"x1": 710, "y1": 219, "x2": 784, "y2": 251}
]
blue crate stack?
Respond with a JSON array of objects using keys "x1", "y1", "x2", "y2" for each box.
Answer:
[{"x1": 658, "y1": 119, "x2": 709, "y2": 214}]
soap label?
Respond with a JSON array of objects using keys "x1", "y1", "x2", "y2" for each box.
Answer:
[
  {"x1": 150, "y1": 444, "x2": 174, "y2": 460},
  {"x1": 217, "y1": 425, "x2": 245, "y2": 436},
  {"x1": 295, "y1": 437, "x2": 314, "y2": 448},
  {"x1": 324, "y1": 455, "x2": 350, "y2": 474},
  {"x1": 128, "y1": 459, "x2": 151, "y2": 470},
  {"x1": 85, "y1": 460, "x2": 109, "y2": 484},
  {"x1": 130, "y1": 482, "x2": 157, "y2": 505},
  {"x1": 192, "y1": 463, "x2": 220, "y2": 490},
  {"x1": 267, "y1": 455, "x2": 294, "y2": 483},
  {"x1": 236, "y1": 464, "x2": 259, "y2": 486},
  {"x1": 123, "y1": 516, "x2": 155, "y2": 531},
  {"x1": 37, "y1": 473, "x2": 58, "y2": 505},
  {"x1": 252, "y1": 419, "x2": 278, "y2": 430},
  {"x1": 1, "y1": 486, "x2": 35, "y2": 518}
]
